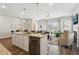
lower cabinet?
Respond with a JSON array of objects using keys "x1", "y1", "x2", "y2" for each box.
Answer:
[
  {"x1": 12, "y1": 33, "x2": 48, "y2": 55},
  {"x1": 12, "y1": 34, "x2": 29, "y2": 52},
  {"x1": 12, "y1": 34, "x2": 18, "y2": 46},
  {"x1": 18, "y1": 35, "x2": 23, "y2": 49},
  {"x1": 22, "y1": 36, "x2": 29, "y2": 52}
]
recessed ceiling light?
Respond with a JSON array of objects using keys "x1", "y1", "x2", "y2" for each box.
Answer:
[
  {"x1": 22, "y1": 20, "x2": 26, "y2": 22},
  {"x1": 36, "y1": 18, "x2": 39, "y2": 20},
  {"x1": 49, "y1": 3, "x2": 54, "y2": 6},
  {"x1": 1, "y1": 5, "x2": 6, "y2": 9}
]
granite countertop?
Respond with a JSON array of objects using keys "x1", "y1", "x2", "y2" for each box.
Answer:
[
  {"x1": 0, "y1": 43, "x2": 11, "y2": 55},
  {"x1": 14, "y1": 32, "x2": 48, "y2": 38}
]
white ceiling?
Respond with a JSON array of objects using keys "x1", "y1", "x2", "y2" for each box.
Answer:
[{"x1": 0, "y1": 3, "x2": 78, "y2": 19}]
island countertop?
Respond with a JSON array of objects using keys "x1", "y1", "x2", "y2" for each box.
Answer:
[{"x1": 14, "y1": 32, "x2": 48, "y2": 38}]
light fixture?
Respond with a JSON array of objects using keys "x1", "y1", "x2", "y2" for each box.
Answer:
[
  {"x1": 1, "y1": 5, "x2": 6, "y2": 9},
  {"x1": 21, "y1": 8, "x2": 26, "y2": 23},
  {"x1": 49, "y1": 3, "x2": 54, "y2": 6},
  {"x1": 22, "y1": 19, "x2": 26, "y2": 22},
  {"x1": 46, "y1": 14, "x2": 52, "y2": 17},
  {"x1": 46, "y1": 14, "x2": 50, "y2": 17},
  {"x1": 36, "y1": 3, "x2": 39, "y2": 20},
  {"x1": 36, "y1": 18, "x2": 39, "y2": 20},
  {"x1": 21, "y1": 8, "x2": 26, "y2": 18}
]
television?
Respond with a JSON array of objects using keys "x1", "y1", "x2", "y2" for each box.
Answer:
[{"x1": 72, "y1": 14, "x2": 78, "y2": 25}]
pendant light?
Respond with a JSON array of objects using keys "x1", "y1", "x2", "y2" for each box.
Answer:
[
  {"x1": 22, "y1": 8, "x2": 26, "y2": 22},
  {"x1": 36, "y1": 3, "x2": 39, "y2": 20}
]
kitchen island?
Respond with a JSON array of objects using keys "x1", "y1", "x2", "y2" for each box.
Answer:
[{"x1": 12, "y1": 32, "x2": 48, "y2": 55}]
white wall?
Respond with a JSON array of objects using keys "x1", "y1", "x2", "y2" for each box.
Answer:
[{"x1": 0, "y1": 15, "x2": 21, "y2": 38}]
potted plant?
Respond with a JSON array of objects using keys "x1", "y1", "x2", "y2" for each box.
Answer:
[{"x1": 54, "y1": 31, "x2": 62, "y2": 37}]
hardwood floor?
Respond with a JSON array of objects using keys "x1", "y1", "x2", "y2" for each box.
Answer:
[
  {"x1": 59, "y1": 46, "x2": 79, "y2": 55},
  {"x1": 0, "y1": 37, "x2": 79, "y2": 55},
  {"x1": 0, "y1": 37, "x2": 28, "y2": 55}
]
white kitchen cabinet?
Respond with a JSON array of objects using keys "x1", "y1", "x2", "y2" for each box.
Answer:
[
  {"x1": 19, "y1": 35, "x2": 29, "y2": 52},
  {"x1": 12, "y1": 34, "x2": 18, "y2": 46},
  {"x1": 40, "y1": 36, "x2": 48, "y2": 55},
  {"x1": 18, "y1": 35, "x2": 23, "y2": 49},
  {"x1": 23, "y1": 36, "x2": 29, "y2": 52},
  {"x1": 12, "y1": 33, "x2": 29, "y2": 52}
]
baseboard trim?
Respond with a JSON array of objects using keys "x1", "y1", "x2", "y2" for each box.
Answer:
[{"x1": 0, "y1": 37, "x2": 12, "y2": 39}]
